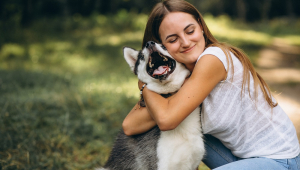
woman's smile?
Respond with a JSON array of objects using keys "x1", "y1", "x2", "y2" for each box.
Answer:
[{"x1": 181, "y1": 44, "x2": 196, "y2": 53}]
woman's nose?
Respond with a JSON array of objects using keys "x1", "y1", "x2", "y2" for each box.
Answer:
[{"x1": 180, "y1": 36, "x2": 190, "y2": 47}]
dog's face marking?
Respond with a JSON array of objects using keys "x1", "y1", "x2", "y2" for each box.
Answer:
[
  {"x1": 123, "y1": 41, "x2": 190, "y2": 94},
  {"x1": 133, "y1": 51, "x2": 145, "y2": 75}
]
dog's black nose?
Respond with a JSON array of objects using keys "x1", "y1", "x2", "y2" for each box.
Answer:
[{"x1": 145, "y1": 41, "x2": 155, "y2": 48}]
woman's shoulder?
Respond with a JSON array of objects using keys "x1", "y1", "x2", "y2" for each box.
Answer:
[
  {"x1": 200, "y1": 46, "x2": 226, "y2": 57},
  {"x1": 197, "y1": 46, "x2": 230, "y2": 70}
]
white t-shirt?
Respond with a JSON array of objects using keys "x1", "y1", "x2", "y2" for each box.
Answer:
[{"x1": 197, "y1": 47, "x2": 300, "y2": 159}]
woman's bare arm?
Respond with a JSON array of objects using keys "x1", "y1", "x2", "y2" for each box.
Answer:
[
  {"x1": 143, "y1": 54, "x2": 227, "y2": 131},
  {"x1": 122, "y1": 103, "x2": 156, "y2": 136}
]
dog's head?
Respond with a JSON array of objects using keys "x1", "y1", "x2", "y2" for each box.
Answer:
[{"x1": 123, "y1": 41, "x2": 190, "y2": 94}]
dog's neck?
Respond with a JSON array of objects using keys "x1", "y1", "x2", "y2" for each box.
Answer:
[{"x1": 160, "y1": 92, "x2": 177, "y2": 98}]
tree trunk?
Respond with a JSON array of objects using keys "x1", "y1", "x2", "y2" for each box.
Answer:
[
  {"x1": 21, "y1": 0, "x2": 33, "y2": 27},
  {"x1": 236, "y1": 0, "x2": 246, "y2": 22},
  {"x1": 286, "y1": 0, "x2": 295, "y2": 20},
  {"x1": 261, "y1": 0, "x2": 272, "y2": 22}
]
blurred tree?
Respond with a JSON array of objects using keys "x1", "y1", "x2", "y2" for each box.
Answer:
[
  {"x1": 0, "y1": 0, "x2": 300, "y2": 27},
  {"x1": 236, "y1": 0, "x2": 246, "y2": 22},
  {"x1": 286, "y1": 0, "x2": 295, "y2": 19},
  {"x1": 261, "y1": 0, "x2": 272, "y2": 21},
  {"x1": 20, "y1": 0, "x2": 33, "y2": 27},
  {"x1": 98, "y1": 0, "x2": 111, "y2": 14}
]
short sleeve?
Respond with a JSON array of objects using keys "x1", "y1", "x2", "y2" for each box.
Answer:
[{"x1": 197, "y1": 47, "x2": 229, "y2": 72}]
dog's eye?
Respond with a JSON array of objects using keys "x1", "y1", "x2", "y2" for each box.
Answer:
[{"x1": 161, "y1": 45, "x2": 167, "y2": 50}]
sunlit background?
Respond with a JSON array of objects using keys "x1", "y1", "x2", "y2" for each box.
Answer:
[{"x1": 0, "y1": 0, "x2": 299, "y2": 169}]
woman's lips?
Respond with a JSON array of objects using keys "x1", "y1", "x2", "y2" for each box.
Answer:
[{"x1": 181, "y1": 44, "x2": 195, "y2": 53}]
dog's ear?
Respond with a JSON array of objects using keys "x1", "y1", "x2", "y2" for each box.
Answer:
[{"x1": 123, "y1": 47, "x2": 139, "y2": 72}]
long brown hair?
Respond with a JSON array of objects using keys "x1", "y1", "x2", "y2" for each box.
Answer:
[{"x1": 142, "y1": 0, "x2": 277, "y2": 108}]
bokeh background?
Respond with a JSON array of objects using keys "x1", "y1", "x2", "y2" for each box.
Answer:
[{"x1": 0, "y1": 0, "x2": 300, "y2": 169}]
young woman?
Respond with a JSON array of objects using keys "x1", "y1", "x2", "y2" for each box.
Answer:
[{"x1": 122, "y1": 0, "x2": 300, "y2": 169}]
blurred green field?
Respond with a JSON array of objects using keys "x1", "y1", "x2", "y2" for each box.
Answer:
[{"x1": 0, "y1": 11, "x2": 300, "y2": 170}]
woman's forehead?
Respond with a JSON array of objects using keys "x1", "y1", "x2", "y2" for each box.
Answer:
[
  {"x1": 162, "y1": 12, "x2": 196, "y2": 25},
  {"x1": 159, "y1": 12, "x2": 198, "y2": 36}
]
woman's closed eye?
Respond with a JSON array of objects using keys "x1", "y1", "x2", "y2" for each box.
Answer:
[
  {"x1": 186, "y1": 29, "x2": 194, "y2": 35},
  {"x1": 169, "y1": 37, "x2": 178, "y2": 43}
]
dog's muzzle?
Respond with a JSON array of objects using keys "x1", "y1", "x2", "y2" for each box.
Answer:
[{"x1": 145, "y1": 41, "x2": 176, "y2": 80}]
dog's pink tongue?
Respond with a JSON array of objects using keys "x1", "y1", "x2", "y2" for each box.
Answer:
[{"x1": 153, "y1": 66, "x2": 169, "y2": 76}]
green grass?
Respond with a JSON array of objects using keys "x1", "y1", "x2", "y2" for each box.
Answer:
[{"x1": 0, "y1": 11, "x2": 299, "y2": 170}]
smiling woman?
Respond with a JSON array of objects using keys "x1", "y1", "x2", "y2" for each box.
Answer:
[
  {"x1": 158, "y1": 12, "x2": 205, "y2": 71},
  {"x1": 122, "y1": 0, "x2": 300, "y2": 170}
]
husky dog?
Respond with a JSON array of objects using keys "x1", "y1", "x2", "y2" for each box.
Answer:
[{"x1": 99, "y1": 41, "x2": 204, "y2": 170}]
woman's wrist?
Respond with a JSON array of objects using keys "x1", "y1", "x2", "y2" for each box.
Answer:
[
  {"x1": 140, "y1": 84, "x2": 146, "y2": 95},
  {"x1": 138, "y1": 80, "x2": 146, "y2": 90},
  {"x1": 137, "y1": 83, "x2": 147, "y2": 108}
]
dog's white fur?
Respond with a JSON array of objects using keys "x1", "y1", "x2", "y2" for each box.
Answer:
[{"x1": 123, "y1": 43, "x2": 205, "y2": 170}]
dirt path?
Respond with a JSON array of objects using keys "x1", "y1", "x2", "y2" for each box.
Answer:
[{"x1": 256, "y1": 38, "x2": 300, "y2": 141}]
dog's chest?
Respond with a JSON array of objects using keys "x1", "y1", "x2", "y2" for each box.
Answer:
[{"x1": 156, "y1": 108, "x2": 204, "y2": 169}]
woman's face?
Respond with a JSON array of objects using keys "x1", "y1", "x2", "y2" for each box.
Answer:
[{"x1": 159, "y1": 12, "x2": 205, "y2": 70}]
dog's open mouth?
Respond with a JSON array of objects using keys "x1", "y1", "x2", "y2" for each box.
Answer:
[{"x1": 146, "y1": 51, "x2": 176, "y2": 80}]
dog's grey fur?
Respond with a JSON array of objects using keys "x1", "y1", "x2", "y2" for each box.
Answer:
[{"x1": 101, "y1": 127, "x2": 160, "y2": 170}]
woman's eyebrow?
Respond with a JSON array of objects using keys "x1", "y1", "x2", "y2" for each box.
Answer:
[
  {"x1": 165, "y1": 23, "x2": 194, "y2": 41},
  {"x1": 183, "y1": 24, "x2": 194, "y2": 31}
]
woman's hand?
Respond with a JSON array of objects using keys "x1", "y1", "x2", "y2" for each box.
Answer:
[{"x1": 122, "y1": 79, "x2": 156, "y2": 136}]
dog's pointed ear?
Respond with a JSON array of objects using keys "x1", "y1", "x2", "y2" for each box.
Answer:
[{"x1": 123, "y1": 47, "x2": 139, "y2": 72}]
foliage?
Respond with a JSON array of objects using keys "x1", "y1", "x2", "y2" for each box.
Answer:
[
  {"x1": 0, "y1": 12, "x2": 299, "y2": 170},
  {"x1": 1, "y1": 0, "x2": 300, "y2": 26},
  {"x1": 0, "y1": 12, "x2": 144, "y2": 170}
]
